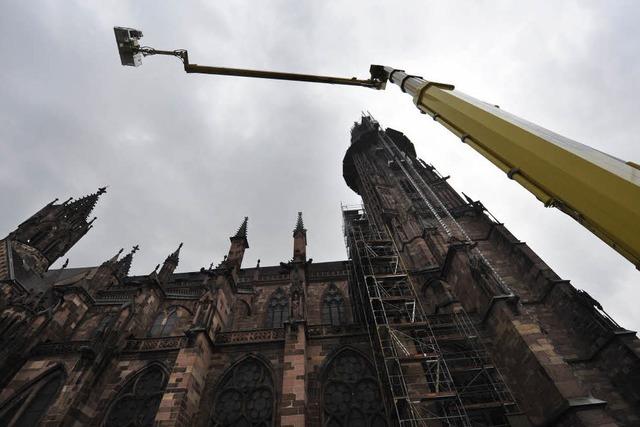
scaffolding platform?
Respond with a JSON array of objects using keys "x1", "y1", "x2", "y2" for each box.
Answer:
[{"x1": 344, "y1": 203, "x2": 522, "y2": 426}]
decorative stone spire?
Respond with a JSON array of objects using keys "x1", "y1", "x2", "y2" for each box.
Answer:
[
  {"x1": 167, "y1": 242, "x2": 183, "y2": 265},
  {"x1": 294, "y1": 212, "x2": 306, "y2": 234},
  {"x1": 227, "y1": 217, "x2": 249, "y2": 270},
  {"x1": 104, "y1": 248, "x2": 124, "y2": 266},
  {"x1": 115, "y1": 245, "x2": 138, "y2": 279},
  {"x1": 158, "y1": 243, "x2": 183, "y2": 283},
  {"x1": 232, "y1": 217, "x2": 249, "y2": 242},
  {"x1": 87, "y1": 248, "x2": 124, "y2": 289},
  {"x1": 293, "y1": 212, "x2": 307, "y2": 261}
]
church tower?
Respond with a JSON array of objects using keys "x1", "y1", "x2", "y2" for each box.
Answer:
[
  {"x1": 0, "y1": 187, "x2": 105, "y2": 293},
  {"x1": 8, "y1": 187, "x2": 105, "y2": 265},
  {"x1": 342, "y1": 115, "x2": 640, "y2": 426}
]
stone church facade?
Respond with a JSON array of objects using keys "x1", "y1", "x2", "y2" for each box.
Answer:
[{"x1": 0, "y1": 117, "x2": 638, "y2": 426}]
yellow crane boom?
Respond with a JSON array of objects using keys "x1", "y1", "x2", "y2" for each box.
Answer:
[
  {"x1": 114, "y1": 27, "x2": 640, "y2": 268},
  {"x1": 376, "y1": 66, "x2": 640, "y2": 269}
]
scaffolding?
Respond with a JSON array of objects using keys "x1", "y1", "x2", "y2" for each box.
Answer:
[
  {"x1": 341, "y1": 116, "x2": 524, "y2": 426},
  {"x1": 343, "y1": 206, "x2": 521, "y2": 426},
  {"x1": 344, "y1": 206, "x2": 467, "y2": 426}
]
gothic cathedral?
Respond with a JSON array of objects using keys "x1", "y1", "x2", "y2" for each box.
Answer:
[{"x1": 0, "y1": 117, "x2": 638, "y2": 426}]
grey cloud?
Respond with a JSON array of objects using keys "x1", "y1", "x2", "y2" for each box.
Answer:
[{"x1": 0, "y1": 1, "x2": 638, "y2": 329}]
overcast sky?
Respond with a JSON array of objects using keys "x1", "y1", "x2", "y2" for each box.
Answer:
[{"x1": 1, "y1": 1, "x2": 638, "y2": 329}]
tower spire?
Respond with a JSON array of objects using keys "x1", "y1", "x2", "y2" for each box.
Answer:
[
  {"x1": 6, "y1": 187, "x2": 107, "y2": 268},
  {"x1": 61, "y1": 187, "x2": 107, "y2": 225}
]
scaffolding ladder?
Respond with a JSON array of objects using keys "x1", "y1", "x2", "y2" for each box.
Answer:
[{"x1": 344, "y1": 207, "x2": 470, "y2": 426}]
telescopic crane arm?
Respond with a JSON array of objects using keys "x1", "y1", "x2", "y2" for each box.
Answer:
[
  {"x1": 377, "y1": 67, "x2": 640, "y2": 269},
  {"x1": 114, "y1": 27, "x2": 640, "y2": 269}
]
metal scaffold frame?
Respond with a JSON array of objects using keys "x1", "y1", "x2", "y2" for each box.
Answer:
[
  {"x1": 343, "y1": 205, "x2": 522, "y2": 426},
  {"x1": 343, "y1": 206, "x2": 469, "y2": 426},
  {"x1": 342, "y1": 116, "x2": 524, "y2": 426}
]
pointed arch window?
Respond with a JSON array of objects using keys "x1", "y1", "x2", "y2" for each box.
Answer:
[
  {"x1": 0, "y1": 368, "x2": 65, "y2": 426},
  {"x1": 322, "y1": 349, "x2": 387, "y2": 427},
  {"x1": 148, "y1": 307, "x2": 180, "y2": 337},
  {"x1": 104, "y1": 365, "x2": 167, "y2": 427},
  {"x1": 266, "y1": 288, "x2": 288, "y2": 329},
  {"x1": 210, "y1": 357, "x2": 275, "y2": 427},
  {"x1": 322, "y1": 283, "x2": 345, "y2": 326}
]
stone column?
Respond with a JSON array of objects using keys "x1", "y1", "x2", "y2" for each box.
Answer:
[
  {"x1": 279, "y1": 323, "x2": 307, "y2": 427},
  {"x1": 156, "y1": 332, "x2": 212, "y2": 427}
]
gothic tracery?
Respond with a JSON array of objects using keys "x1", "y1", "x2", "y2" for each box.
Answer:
[
  {"x1": 322, "y1": 283, "x2": 345, "y2": 326},
  {"x1": 322, "y1": 349, "x2": 387, "y2": 427},
  {"x1": 104, "y1": 365, "x2": 167, "y2": 427},
  {"x1": 210, "y1": 357, "x2": 275, "y2": 427}
]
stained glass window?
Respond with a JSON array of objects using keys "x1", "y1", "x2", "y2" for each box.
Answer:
[
  {"x1": 322, "y1": 283, "x2": 345, "y2": 326},
  {"x1": 266, "y1": 288, "x2": 288, "y2": 329},
  {"x1": 322, "y1": 349, "x2": 387, "y2": 427},
  {"x1": 210, "y1": 357, "x2": 275, "y2": 427},
  {"x1": 104, "y1": 365, "x2": 167, "y2": 427},
  {"x1": 0, "y1": 368, "x2": 65, "y2": 426}
]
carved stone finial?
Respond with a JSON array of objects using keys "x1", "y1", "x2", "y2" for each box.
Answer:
[
  {"x1": 233, "y1": 217, "x2": 248, "y2": 239},
  {"x1": 294, "y1": 212, "x2": 305, "y2": 233},
  {"x1": 164, "y1": 243, "x2": 183, "y2": 267}
]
